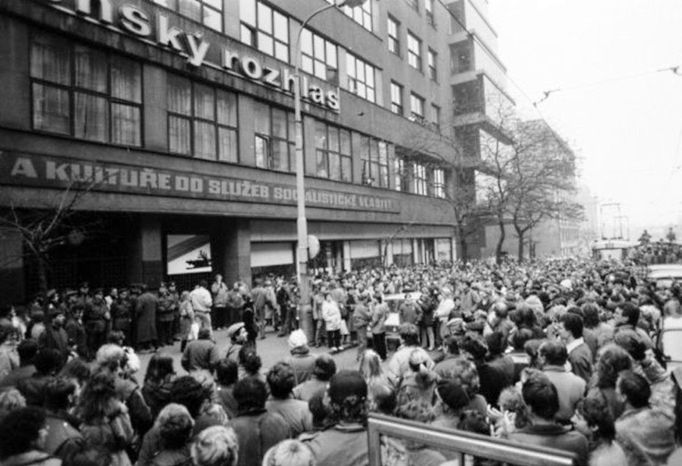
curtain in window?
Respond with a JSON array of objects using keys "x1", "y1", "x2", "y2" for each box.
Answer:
[
  {"x1": 218, "y1": 128, "x2": 237, "y2": 162},
  {"x1": 111, "y1": 57, "x2": 141, "y2": 103},
  {"x1": 74, "y1": 92, "x2": 107, "y2": 142},
  {"x1": 30, "y1": 34, "x2": 71, "y2": 85},
  {"x1": 112, "y1": 104, "x2": 141, "y2": 146},
  {"x1": 32, "y1": 84, "x2": 70, "y2": 134},
  {"x1": 169, "y1": 117, "x2": 191, "y2": 154},
  {"x1": 74, "y1": 46, "x2": 107, "y2": 93},
  {"x1": 194, "y1": 121, "x2": 216, "y2": 159}
]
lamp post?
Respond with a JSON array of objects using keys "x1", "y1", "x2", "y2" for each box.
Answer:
[{"x1": 294, "y1": 0, "x2": 367, "y2": 342}]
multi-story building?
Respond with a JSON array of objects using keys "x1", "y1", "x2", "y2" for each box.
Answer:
[{"x1": 0, "y1": 0, "x2": 515, "y2": 303}]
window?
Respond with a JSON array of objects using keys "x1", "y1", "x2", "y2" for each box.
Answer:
[
  {"x1": 387, "y1": 16, "x2": 400, "y2": 55},
  {"x1": 325, "y1": 0, "x2": 372, "y2": 31},
  {"x1": 240, "y1": 0, "x2": 289, "y2": 62},
  {"x1": 431, "y1": 103, "x2": 441, "y2": 129},
  {"x1": 167, "y1": 75, "x2": 238, "y2": 162},
  {"x1": 300, "y1": 29, "x2": 338, "y2": 82},
  {"x1": 413, "y1": 162, "x2": 428, "y2": 195},
  {"x1": 252, "y1": 101, "x2": 295, "y2": 172},
  {"x1": 432, "y1": 168, "x2": 446, "y2": 198},
  {"x1": 407, "y1": 32, "x2": 422, "y2": 71},
  {"x1": 394, "y1": 157, "x2": 409, "y2": 192},
  {"x1": 450, "y1": 42, "x2": 472, "y2": 74},
  {"x1": 314, "y1": 121, "x2": 352, "y2": 182},
  {"x1": 390, "y1": 81, "x2": 403, "y2": 115},
  {"x1": 30, "y1": 32, "x2": 142, "y2": 146},
  {"x1": 154, "y1": 0, "x2": 222, "y2": 31},
  {"x1": 359, "y1": 136, "x2": 389, "y2": 188},
  {"x1": 425, "y1": 0, "x2": 435, "y2": 26},
  {"x1": 346, "y1": 52, "x2": 376, "y2": 103},
  {"x1": 410, "y1": 93, "x2": 424, "y2": 120},
  {"x1": 406, "y1": 0, "x2": 419, "y2": 12},
  {"x1": 427, "y1": 48, "x2": 438, "y2": 81}
]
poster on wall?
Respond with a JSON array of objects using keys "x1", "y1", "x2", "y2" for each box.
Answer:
[{"x1": 167, "y1": 235, "x2": 212, "y2": 275}]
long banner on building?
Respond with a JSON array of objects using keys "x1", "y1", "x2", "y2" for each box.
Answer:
[{"x1": 0, "y1": 151, "x2": 399, "y2": 213}]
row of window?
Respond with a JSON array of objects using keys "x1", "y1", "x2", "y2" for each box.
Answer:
[
  {"x1": 389, "y1": 82, "x2": 440, "y2": 127},
  {"x1": 407, "y1": 0, "x2": 436, "y2": 27},
  {"x1": 388, "y1": 16, "x2": 438, "y2": 80},
  {"x1": 394, "y1": 158, "x2": 446, "y2": 198},
  {"x1": 29, "y1": 34, "x2": 447, "y2": 196}
]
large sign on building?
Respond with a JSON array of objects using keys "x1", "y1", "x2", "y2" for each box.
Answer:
[
  {"x1": 1, "y1": 151, "x2": 398, "y2": 213},
  {"x1": 46, "y1": 0, "x2": 340, "y2": 111}
]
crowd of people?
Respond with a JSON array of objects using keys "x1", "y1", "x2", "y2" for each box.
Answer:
[{"x1": 1, "y1": 257, "x2": 682, "y2": 465}]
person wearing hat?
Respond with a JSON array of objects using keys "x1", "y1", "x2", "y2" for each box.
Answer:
[
  {"x1": 302, "y1": 370, "x2": 369, "y2": 466},
  {"x1": 225, "y1": 322, "x2": 249, "y2": 362},
  {"x1": 285, "y1": 330, "x2": 316, "y2": 384},
  {"x1": 82, "y1": 288, "x2": 110, "y2": 359},
  {"x1": 38, "y1": 307, "x2": 69, "y2": 364}
]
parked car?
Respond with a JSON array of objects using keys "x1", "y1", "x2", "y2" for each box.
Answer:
[{"x1": 647, "y1": 264, "x2": 682, "y2": 289}]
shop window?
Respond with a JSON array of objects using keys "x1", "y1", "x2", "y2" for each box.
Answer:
[
  {"x1": 167, "y1": 74, "x2": 238, "y2": 162},
  {"x1": 30, "y1": 32, "x2": 142, "y2": 146},
  {"x1": 240, "y1": 0, "x2": 289, "y2": 62},
  {"x1": 301, "y1": 29, "x2": 338, "y2": 82},
  {"x1": 153, "y1": 0, "x2": 223, "y2": 31},
  {"x1": 253, "y1": 101, "x2": 295, "y2": 172},
  {"x1": 315, "y1": 121, "x2": 352, "y2": 182},
  {"x1": 346, "y1": 52, "x2": 376, "y2": 103}
]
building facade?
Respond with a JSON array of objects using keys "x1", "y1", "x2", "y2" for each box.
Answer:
[{"x1": 1, "y1": 0, "x2": 512, "y2": 302}]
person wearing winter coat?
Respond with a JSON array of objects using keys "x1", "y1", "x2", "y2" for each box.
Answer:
[
  {"x1": 321, "y1": 293, "x2": 342, "y2": 351},
  {"x1": 0, "y1": 406, "x2": 61, "y2": 466}
]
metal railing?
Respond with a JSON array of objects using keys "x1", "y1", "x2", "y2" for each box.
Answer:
[{"x1": 367, "y1": 413, "x2": 576, "y2": 466}]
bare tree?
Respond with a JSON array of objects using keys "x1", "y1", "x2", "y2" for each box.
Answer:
[{"x1": 0, "y1": 179, "x2": 99, "y2": 293}]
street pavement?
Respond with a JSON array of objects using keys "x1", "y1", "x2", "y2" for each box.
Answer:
[{"x1": 133, "y1": 328, "x2": 359, "y2": 383}]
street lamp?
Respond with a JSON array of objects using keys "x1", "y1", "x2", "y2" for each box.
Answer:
[{"x1": 294, "y1": 0, "x2": 367, "y2": 342}]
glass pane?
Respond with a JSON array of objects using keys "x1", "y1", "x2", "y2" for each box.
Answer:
[
  {"x1": 370, "y1": 138, "x2": 379, "y2": 157},
  {"x1": 356, "y1": 61, "x2": 365, "y2": 81},
  {"x1": 31, "y1": 34, "x2": 71, "y2": 85},
  {"x1": 301, "y1": 30, "x2": 313, "y2": 54},
  {"x1": 340, "y1": 130, "x2": 351, "y2": 154},
  {"x1": 168, "y1": 75, "x2": 191, "y2": 115},
  {"x1": 194, "y1": 84, "x2": 215, "y2": 120},
  {"x1": 365, "y1": 64, "x2": 374, "y2": 87},
  {"x1": 301, "y1": 55, "x2": 313, "y2": 75},
  {"x1": 257, "y1": 2, "x2": 272, "y2": 33},
  {"x1": 271, "y1": 108, "x2": 287, "y2": 139},
  {"x1": 74, "y1": 46, "x2": 107, "y2": 93},
  {"x1": 241, "y1": 25, "x2": 255, "y2": 46},
  {"x1": 378, "y1": 141, "x2": 388, "y2": 163},
  {"x1": 204, "y1": 0, "x2": 222, "y2": 10},
  {"x1": 253, "y1": 102, "x2": 270, "y2": 135},
  {"x1": 313, "y1": 35, "x2": 324, "y2": 59},
  {"x1": 274, "y1": 42, "x2": 288, "y2": 62},
  {"x1": 341, "y1": 156, "x2": 352, "y2": 182},
  {"x1": 314, "y1": 60, "x2": 326, "y2": 80},
  {"x1": 217, "y1": 90, "x2": 237, "y2": 126},
  {"x1": 255, "y1": 135, "x2": 268, "y2": 168},
  {"x1": 328, "y1": 127, "x2": 339, "y2": 152},
  {"x1": 194, "y1": 121, "x2": 216, "y2": 159},
  {"x1": 111, "y1": 56, "x2": 141, "y2": 103},
  {"x1": 371, "y1": 162, "x2": 379, "y2": 179},
  {"x1": 178, "y1": 0, "x2": 201, "y2": 21},
  {"x1": 204, "y1": 7, "x2": 222, "y2": 31},
  {"x1": 315, "y1": 121, "x2": 327, "y2": 149},
  {"x1": 272, "y1": 139, "x2": 289, "y2": 171},
  {"x1": 380, "y1": 166, "x2": 389, "y2": 187},
  {"x1": 329, "y1": 152, "x2": 340, "y2": 180},
  {"x1": 326, "y1": 42, "x2": 337, "y2": 69},
  {"x1": 257, "y1": 32, "x2": 274, "y2": 56},
  {"x1": 346, "y1": 55, "x2": 356, "y2": 78},
  {"x1": 74, "y1": 92, "x2": 107, "y2": 142},
  {"x1": 218, "y1": 127, "x2": 238, "y2": 162},
  {"x1": 316, "y1": 150, "x2": 328, "y2": 177},
  {"x1": 240, "y1": 0, "x2": 255, "y2": 25},
  {"x1": 112, "y1": 104, "x2": 141, "y2": 146},
  {"x1": 273, "y1": 11, "x2": 288, "y2": 42},
  {"x1": 32, "y1": 84, "x2": 70, "y2": 134},
  {"x1": 169, "y1": 116, "x2": 191, "y2": 154},
  {"x1": 359, "y1": 135, "x2": 370, "y2": 160}
]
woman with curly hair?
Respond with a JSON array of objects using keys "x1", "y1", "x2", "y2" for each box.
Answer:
[
  {"x1": 586, "y1": 344, "x2": 632, "y2": 419},
  {"x1": 191, "y1": 425, "x2": 239, "y2": 466},
  {"x1": 77, "y1": 369, "x2": 136, "y2": 466},
  {"x1": 142, "y1": 353, "x2": 176, "y2": 419},
  {"x1": 358, "y1": 349, "x2": 393, "y2": 410},
  {"x1": 394, "y1": 399, "x2": 446, "y2": 466},
  {"x1": 446, "y1": 357, "x2": 487, "y2": 418},
  {"x1": 572, "y1": 396, "x2": 626, "y2": 465},
  {"x1": 149, "y1": 404, "x2": 194, "y2": 466}
]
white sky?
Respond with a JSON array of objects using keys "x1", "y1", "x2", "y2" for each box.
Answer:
[{"x1": 488, "y1": 0, "x2": 682, "y2": 234}]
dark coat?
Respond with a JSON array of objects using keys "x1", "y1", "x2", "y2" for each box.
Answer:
[
  {"x1": 508, "y1": 424, "x2": 588, "y2": 466},
  {"x1": 136, "y1": 292, "x2": 158, "y2": 344},
  {"x1": 181, "y1": 339, "x2": 220, "y2": 372},
  {"x1": 568, "y1": 342, "x2": 593, "y2": 383},
  {"x1": 44, "y1": 411, "x2": 84, "y2": 460},
  {"x1": 231, "y1": 409, "x2": 289, "y2": 466},
  {"x1": 39, "y1": 325, "x2": 70, "y2": 362}
]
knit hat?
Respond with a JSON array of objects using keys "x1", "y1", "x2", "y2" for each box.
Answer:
[
  {"x1": 288, "y1": 329, "x2": 308, "y2": 350},
  {"x1": 328, "y1": 370, "x2": 367, "y2": 405},
  {"x1": 437, "y1": 379, "x2": 470, "y2": 411},
  {"x1": 226, "y1": 322, "x2": 245, "y2": 340}
]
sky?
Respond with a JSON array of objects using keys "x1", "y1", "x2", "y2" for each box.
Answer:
[{"x1": 488, "y1": 0, "x2": 682, "y2": 237}]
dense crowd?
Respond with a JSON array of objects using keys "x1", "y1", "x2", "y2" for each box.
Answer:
[{"x1": 1, "y1": 258, "x2": 682, "y2": 465}]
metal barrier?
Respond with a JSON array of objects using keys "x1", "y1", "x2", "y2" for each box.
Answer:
[{"x1": 367, "y1": 413, "x2": 576, "y2": 466}]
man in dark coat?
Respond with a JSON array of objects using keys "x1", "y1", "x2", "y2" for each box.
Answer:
[
  {"x1": 558, "y1": 312, "x2": 593, "y2": 383},
  {"x1": 135, "y1": 284, "x2": 158, "y2": 351},
  {"x1": 110, "y1": 288, "x2": 134, "y2": 346},
  {"x1": 38, "y1": 308, "x2": 70, "y2": 364},
  {"x1": 82, "y1": 288, "x2": 109, "y2": 358},
  {"x1": 181, "y1": 328, "x2": 221, "y2": 372}
]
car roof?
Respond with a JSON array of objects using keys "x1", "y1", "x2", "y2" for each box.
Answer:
[{"x1": 383, "y1": 292, "x2": 422, "y2": 301}]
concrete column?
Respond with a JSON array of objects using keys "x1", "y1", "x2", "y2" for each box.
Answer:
[
  {"x1": 384, "y1": 240, "x2": 394, "y2": 266},
  {"x1": 342, "y1": 241, "x2": 351, "y2": 272},
  {"x1": 214, "y1": 220, "x2": 251, "y2": 287},
  {"x1": 142, "y1": 65, "x2": 167, "y2": 152},
  {"x1": 0, "y1": 17, "x2": 30, "y2": 130},
  {"x1": 128, "y1": 216, "x2": 163, "y2": 287},
  {"x1": 0, "y1": 228, "x2": 24, "y2": 306},
  {"x1": 412, "y1": 239, "x2": 419, "y2": 264}
]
